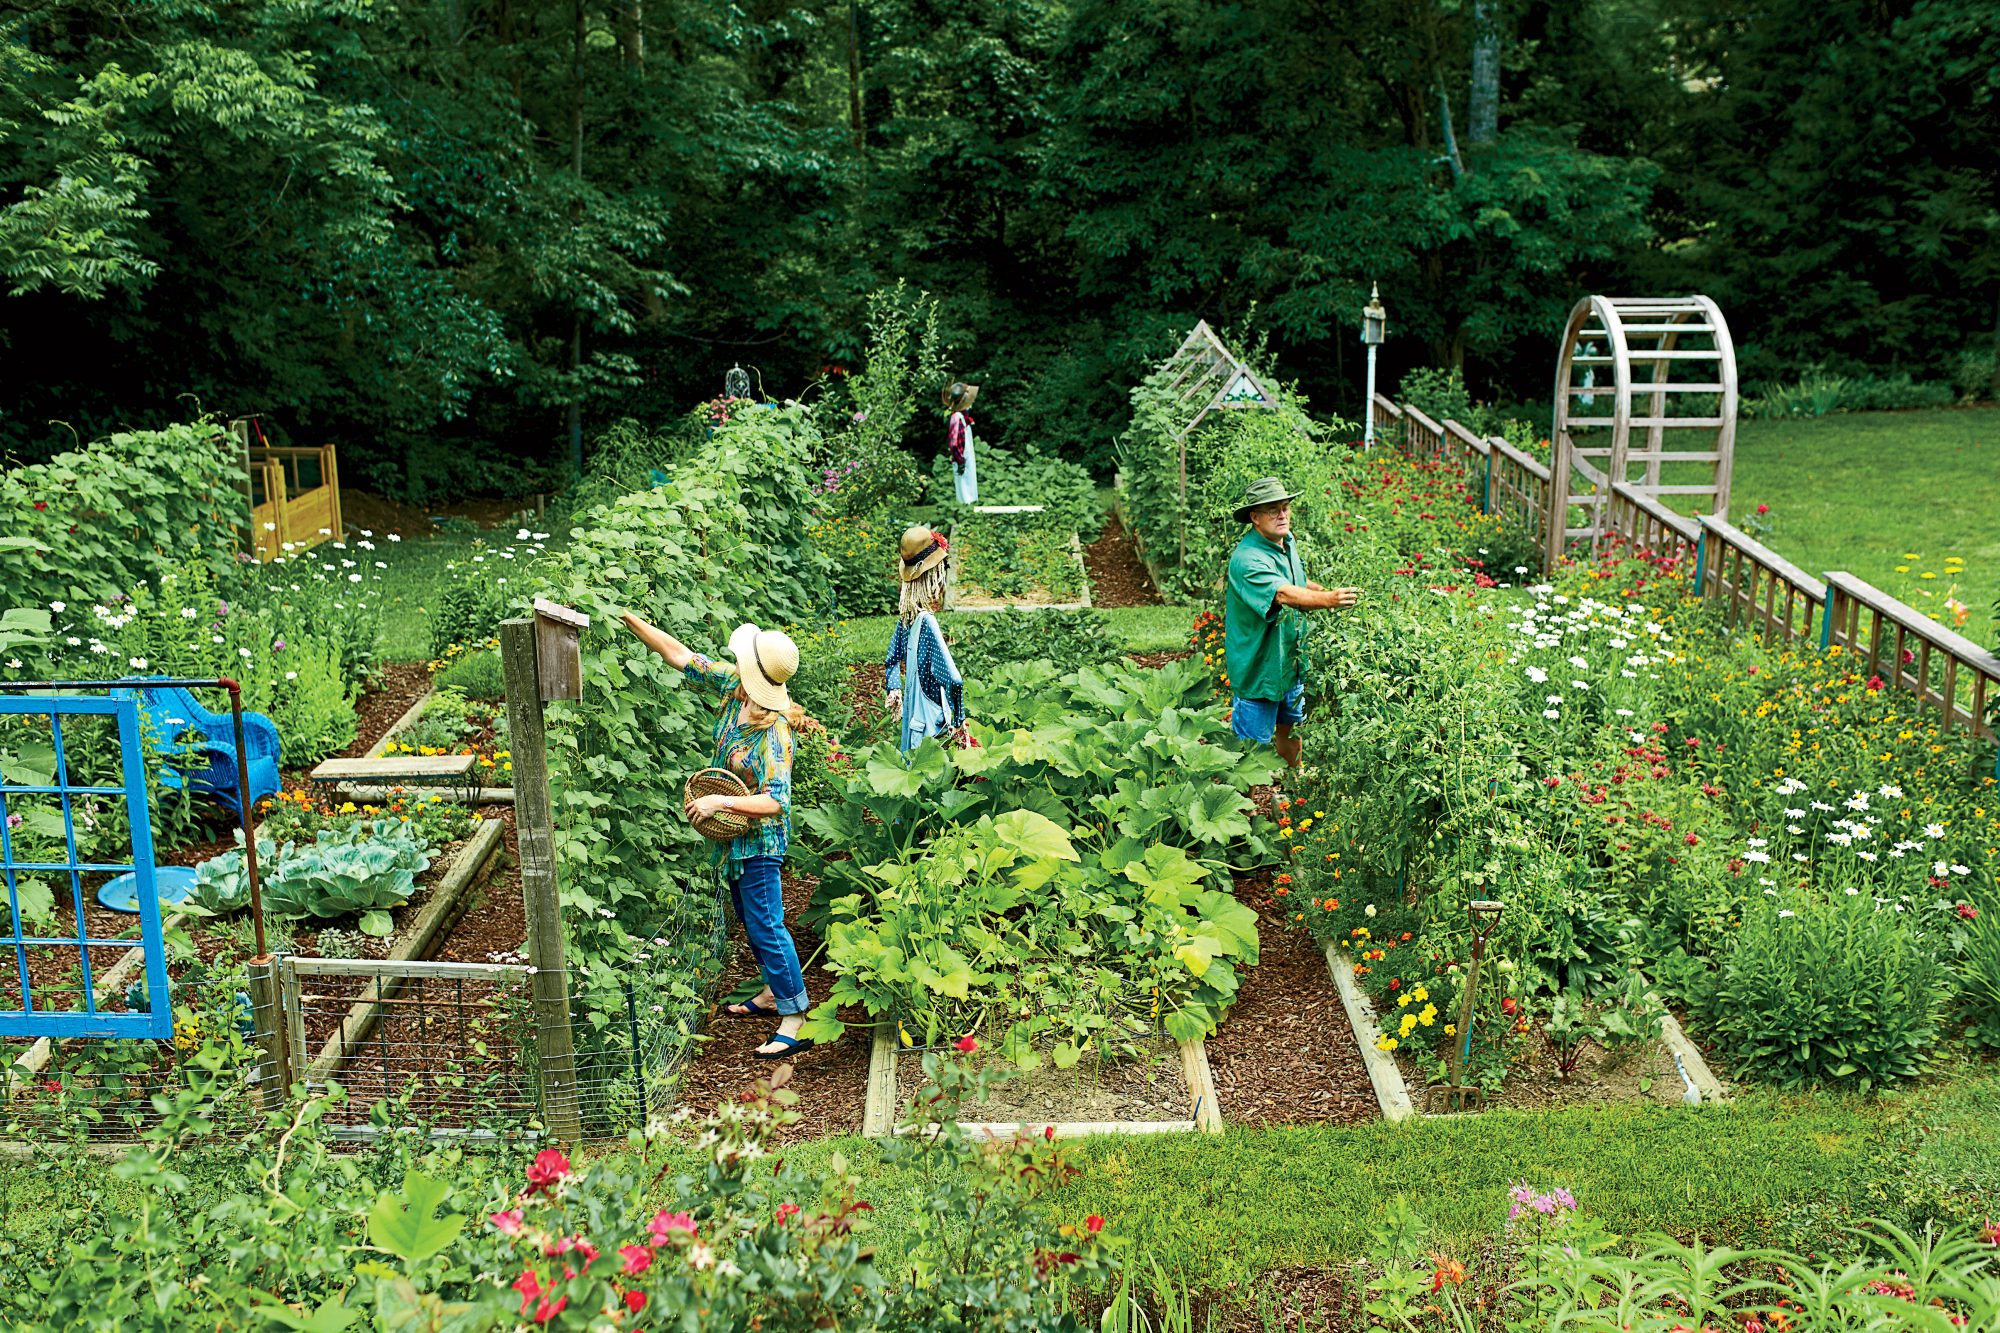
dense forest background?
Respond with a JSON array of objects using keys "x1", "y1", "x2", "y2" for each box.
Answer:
[{"x1": 1, "y1": 0, "x2": 1994, "y2": 499}]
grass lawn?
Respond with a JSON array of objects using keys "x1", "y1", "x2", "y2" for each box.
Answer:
[{"x1": 1708, "y1": 408, "x2": 2000, "y2": 639}]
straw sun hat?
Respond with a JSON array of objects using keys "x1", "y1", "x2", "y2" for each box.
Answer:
[
  {"x1": 727, "y1": 623, "x2": 799, "y2": 712},
  {"x1": 898, "y1": 526, "x2": 949, "y2": 583}
]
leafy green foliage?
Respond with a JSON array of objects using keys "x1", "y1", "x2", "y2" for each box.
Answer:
[
  {"x1": 194, "y1": 821, "x2": 433, "y2": 934},
  {"x1": 947, "y1": 608, "x2": 1115, "y2": 680},
  {"x1": 803, "y1": 812, "x2": 1258, "y2": 1054}
]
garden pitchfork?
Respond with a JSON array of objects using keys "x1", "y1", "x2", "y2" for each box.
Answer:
[{"x1": 1427, "y1": 899, "x2": 1504, "y2": 1113}]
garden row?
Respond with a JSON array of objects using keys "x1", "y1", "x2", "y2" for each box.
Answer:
[{"x1": 1157, "y1": 416, "x2": 2000, "y2": 1106}]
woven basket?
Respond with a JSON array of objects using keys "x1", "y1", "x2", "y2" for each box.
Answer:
[{"x1": 684, "y1": 768, "x2": 753, "y2": 842}]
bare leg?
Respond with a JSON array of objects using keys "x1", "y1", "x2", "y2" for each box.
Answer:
[{"x1": 1273, "y1": 722, "x2": 1302, "y2": 770}]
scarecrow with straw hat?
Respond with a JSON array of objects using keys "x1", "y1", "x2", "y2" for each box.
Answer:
[
  {"x1": 883, "y1": 525, "x2": 966, "y2": 752},
  {"x1": 618, "y1": 610, "x2": 817, "y2": 1059},
  {"x1": 1223, "y1": 477, "x2": 1360, "y2": 770}
]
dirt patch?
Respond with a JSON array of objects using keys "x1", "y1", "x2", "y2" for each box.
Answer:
[
  {"x1": 1202, "y1": 869, "x2": 1379, "y2": 1127},
  {"x1": 1125, "y1": 649, "x2": 1193, "y2": 671},
  {"x1": 330, "y1": 661, "x2": 432, "y2": 763},
  {"x1": 897, "y1": 1039, "x2": 1192, "y2": 1123},
  {"x1": 339, "y1": 490, "x2": 546, "y2": 538},
  {"x1": 664, "y1": 868, "x2": 874, "y2": 1143},
  {"x1": 429, "y1": 805, "x2": 525, "y2": 966},
  {"x1": 1083, "y1": 514, "x2": 1161, "y2": 608}
]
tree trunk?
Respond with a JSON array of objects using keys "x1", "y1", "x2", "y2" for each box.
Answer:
[
  {"x1": 619, "y1": 1, "x2": 644, "y2": 70},
  {"x1": 1436, "y1": 80, "x2": 1465, "y2": 181},
  {"x1": 569, "y1": 0, "x2": 586, "y2": 476},
  {"x1": 1469, "y1": 0, "x2": 1499, "y2": 145},
  {"x1": 846, "y1": 0, "x2": 864, "y2": 153}
]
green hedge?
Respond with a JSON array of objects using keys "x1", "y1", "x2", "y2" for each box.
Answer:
[
  {"x1": 535, "y1": 403, "x2": 836, "y2": 1081},
  {"x1": 0, "y1": 421, "x2": 245, "y2": 632}
]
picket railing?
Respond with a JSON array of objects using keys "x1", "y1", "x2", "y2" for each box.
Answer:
[
  {"x1": 1380, "y1": 395, "x2": 1998, "y2": 751},
  {"x1": 1822, "y1": 573, "x2": 2000, "y2": 742},
  {"x1": 1695, "y1": 516, "x2": 1826, "y2": 644}
]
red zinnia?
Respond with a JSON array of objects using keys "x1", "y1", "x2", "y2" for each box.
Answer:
[
  {"x1": 525, "y1": 1148, "x2": 571, "y2": 1194},
  {"x1": 776, "y1": 1202, "x2": 801, "y2": 1224},
  {"x1": 954, "y1": 1034, "x2": 978, "y2": 1054},
  {"x1": 1085, "y1": 1214, "x2": 1104, "y2": 1234},
  {"x1": 619, "y1": 1244, "x2": 652, "y2": 1275},
  {"x1": 624, "y1": 1290, "x2": 647, "y2": 1313}
]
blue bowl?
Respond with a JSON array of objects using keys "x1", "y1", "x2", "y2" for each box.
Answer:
[{"x1": 96, "y1": 866, "x2": 198, "y2": 914}]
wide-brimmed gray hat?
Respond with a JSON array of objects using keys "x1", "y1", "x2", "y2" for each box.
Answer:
[{"x1": 1232, "y1": 477, "x2": 1302, "y2": 523}]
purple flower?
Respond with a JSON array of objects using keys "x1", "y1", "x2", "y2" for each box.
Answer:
[
  {"x1": 5, "y1": 813, "x2": 20, "y2": 828},
  {"x1": 272, "y1": 639, "x2": 286, "y2": 650}
]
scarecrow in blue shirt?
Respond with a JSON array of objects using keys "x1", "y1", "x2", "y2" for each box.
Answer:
[{"x1": 883, "y1": 526, "x2": 966, "y2": 751}]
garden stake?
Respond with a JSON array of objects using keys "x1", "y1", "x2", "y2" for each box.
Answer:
[{"x1": 1428, "y1": 898, "x2": 1503, "y2": 1113}]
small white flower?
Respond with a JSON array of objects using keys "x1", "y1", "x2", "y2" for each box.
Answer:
[
  {"x1": 1525, "y1": 666, "x2": 1548, "y2": 684},
  {"x1": 65, "y1": 635, "x2": 80, "y2": 646},
  {"x1": 1877, "y1": 784, "x2": 1903, "y2": 798},
  {"x1": 387, "y1": 533, "x2": 402, "y2": 542},
  {"x1": 48, "y1": 600, "x2": 64, "y2": 613},
  {"x1": 1923, "y1": 823, "x2": 1945, "y2": 839},
  {"x1": 1952, "y1": 864, "x2": 1971, "y2": 876},
  {"x1": 1784, "y1": 807, "x2": 1805, "y2": 818},
  {"x1": 238, "y1": 647, "x2": 251, "y2": 659},
  {"x1": 129, "y1": 656, "x2": 148, "y2": 669},
  {"x1": 179, "y1": 607, "x2": 197, "y2": 620},
  {"x1": 212, "y1": 634, "x2": 224, "y2": 644},
  {"x1": 1568, "y1": 655, "x2": 1589, "y2": 669},
  {"x1": 1615, "y1": 708, "x2": 1634, "y2": 717},
  {"x1": 1744, "y1": 850, "x2": 1770, "y2": 863},
  {"x1": 1811, "y1": 801, "x2": 1834, "y2": 812},
  {"x1": 348, "y1": 573, "x2": 362, "y2": 583},
  {"x1": 1855, "y1": 850, "x2": 1878, "y2": 862},
  {"x1": 1934, "y1": 861, "x2": 1951, "y2": 877},
  {"x1": 517, "y1": 528, "x2": 532, "y2": 540},
  {"x1": 1546, "y1": 694, "x2": 1564, "y2": 705},
  {"x1": 1364, "y1": 904, "x2": 1377, "y2": 918},
  {"x1": 90, "y1": 641, "x2": 107, "y2": 654},
  {"x1": 1542, "y1": 708, "x2": 1560, "y2": 719},
  {"x1": 1777, "y1": 909, "x2": 1795, "y2": 919},
  {"x1": 1758, "y1": 877, "x2": 1775, "y2": 886},
  {"x1": 263, "y1": 521, "x2": 277, "y2": 531},
  {"x1": 1844, "y1": 793, "x2": 1870, "y2": 812},
  {"x1": 1572, "y1": 680, "x2": 1589, "y2": 691},
  {"x1": 1792, "y1": 853, "x2": 1808, "y2": 863},
  {"x1": 374, "y1": 561, "x2": 387, "y2": 568},
  {"x1": 1845, "y1": 886, "x2": 1860, "y2": 895},
  {"x1": 285, "y1": 671, "x2": 298, "y2": 680},
  {"x1": 1788, "y1": 824, "x2": 1804, "y2": 834}
]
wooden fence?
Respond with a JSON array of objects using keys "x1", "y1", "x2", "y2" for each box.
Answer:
[{"x1": 1378, "y1": 393, "x2": 1998, "y2": 751}]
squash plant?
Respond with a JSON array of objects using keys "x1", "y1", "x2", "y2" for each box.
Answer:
[{"x1": 798, "y1": 812, "x2": 1259, "y2": 1062}]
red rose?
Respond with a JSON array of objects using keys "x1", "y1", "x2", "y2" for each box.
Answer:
[{"x1": 1756, "y1": 503, "x2": 1769, "y2": 515}]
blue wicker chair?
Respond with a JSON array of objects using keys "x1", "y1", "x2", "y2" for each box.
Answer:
[{"x1": 112, "y1": 680, "x2": 281, "y2": 818}]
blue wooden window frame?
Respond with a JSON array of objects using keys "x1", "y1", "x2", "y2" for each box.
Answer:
[{"x1": 0, "y1": 695, "x2": 171, "y2": 1039}]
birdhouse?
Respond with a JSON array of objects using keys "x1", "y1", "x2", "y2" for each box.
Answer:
[{"x1": 531, "y1": 598, "x2": 590, "y2": 701}]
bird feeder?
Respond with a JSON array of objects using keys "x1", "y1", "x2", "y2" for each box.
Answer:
[{"x1": 531, "y1": 598, "x2": 590, "y2": 701}]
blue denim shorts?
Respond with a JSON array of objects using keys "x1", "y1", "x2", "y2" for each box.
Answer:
[{"x1": 1230, "y1": 682, "x2": 1306, "y2": 744}]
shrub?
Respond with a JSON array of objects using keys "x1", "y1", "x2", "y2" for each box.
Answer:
[
  {"x1": 814, "y1": 281, "x2": 948, "y2": 519},
  {"x1": 1700, "y1": 890, "x2": 1951, "y2": 1089},
  {"x1": 432, "y1": 646, "x2": 505, "y2": 700},
  {"x1": 427, "y1": 555, "x2": 510, "y2": 660},
  {"x1": 809, "y1": 512, "x2": 898, "y2": 617},
  {"x1": 930, "y1": 444, "x2": 1103, "y2": 536}
]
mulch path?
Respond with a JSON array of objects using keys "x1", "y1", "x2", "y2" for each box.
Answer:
[
  {"x1": 429, "y1": 805, "x2": 524, "y2": 966},
  {"x1": 330, "y1": 661, "x2": 432, "y2": 762},
  {"x1": 1083, "y1": 514, "x2": 1161, "y2": 608},
  {"x1": 1202, "y1": 867, "x2": 1379, "y2": 1128},
  {"x1": 665, "y1": 868, "x2": 875, "y2": 1141},
  {"x1": 1126, "y1": 649, "x2": 1192, "y2": 670}
]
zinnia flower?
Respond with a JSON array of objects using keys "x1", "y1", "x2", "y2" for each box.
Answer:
[{"x1": 525, "y1": 1148, "x2": 571, "y2": 1194}]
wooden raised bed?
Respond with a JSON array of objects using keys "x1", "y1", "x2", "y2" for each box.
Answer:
[
  {"x1": 861, "y1": 1026, "x2": 1224, "y2": 1140},
  {"x1": 1324, "y1": 943, "x2": 1726, "y2": 1119}
]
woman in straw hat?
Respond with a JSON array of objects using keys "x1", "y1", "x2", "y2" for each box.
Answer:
[
  {"x1": 943, "y1": 381, "x2": 979, "y2": 505},
  {"x1": 883, "y1": 526, "x2": 966, "y2": 752},
  {"x1": 619, "y1": 611, "x2": 816, "y2": 1059}
]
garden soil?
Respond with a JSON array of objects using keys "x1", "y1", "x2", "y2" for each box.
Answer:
[
  {"x1": 1082, "y1": 514, "x2": 1160, "y2": 607},
  {"x1": 894, "y1": 1038, "x2": 1192, "y2": 1124},
  {"x1": 666, "y1": 868, "x2": 874, "y2": 1144},
  {"x1": 1204, "y1": 865, "x2": 1379, "y2": 1127}
]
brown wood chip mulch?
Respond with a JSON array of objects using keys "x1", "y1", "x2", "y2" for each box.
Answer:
[
  {"x1": 328, "y1": 660, "x2": 433, "y2": 762},
  {"x1": 1203, "y1": 867, "x2": 1379, "y2": 1128},
  {"x1": 1082, "y1": 513, "x2": 1162, "y2": 608},
  {"x1": 661, "y1": 868, "x2": 875, "y2": 1143}
]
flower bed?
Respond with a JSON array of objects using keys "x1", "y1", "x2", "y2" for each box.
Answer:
[{"x1": 1265, "y1": 441, "x2": 2000, "y2": 1101}]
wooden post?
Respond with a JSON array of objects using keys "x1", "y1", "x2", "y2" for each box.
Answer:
[
  {"x1": 501, "y1": 617, "x2": 584, "y2": 1140},
  {"x1": 246, "y1": 954, "x2": 290, "y2": 1110}
]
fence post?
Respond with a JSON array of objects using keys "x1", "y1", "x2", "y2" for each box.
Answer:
[
  {"x1": 501, "y1": 617, "x2": 584, "y2": 1142},
  {"x1": 1692, "y1": 529, "x2": 1707, "y2": 597},
  {"x1": 1481, "y1": 453, "x2": 1493, "y2": 515},
  {"x1": 1819, "y1": 583, "x2": 1837, "y2": 651},
  {"x1": 245, "y1": 953, "x2": 290, "y2": 1109}
]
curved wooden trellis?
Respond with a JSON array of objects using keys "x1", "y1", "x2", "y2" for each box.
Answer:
[{"x1": 1545, "y1": 296, "x2": 1738, "y2": 568}]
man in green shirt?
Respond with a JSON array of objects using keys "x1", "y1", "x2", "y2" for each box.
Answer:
[{"x1": 1223, "y1": 477, "x2": 1359, "y2": 769}]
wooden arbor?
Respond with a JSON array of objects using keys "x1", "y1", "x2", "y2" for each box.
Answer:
[
  {"x1": 1153, "y1": 320, "x2": 1281, "y2": 562},
  {"x1": 1545, "y1": 296, "x2": 1738, "y2": 568}
]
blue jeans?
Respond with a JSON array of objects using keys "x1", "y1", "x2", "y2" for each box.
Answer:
[
  {"x1": 727, "y1": 855, "x2": 809, "y2": 1015},
  {"x1": 1231, "y1": 682, "x2": 1306, "y2": 744}
]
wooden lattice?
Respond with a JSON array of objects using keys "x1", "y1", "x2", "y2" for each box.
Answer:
[{"x1": 1546, "y1": 296, "x2": 1739, "y2": 567}]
